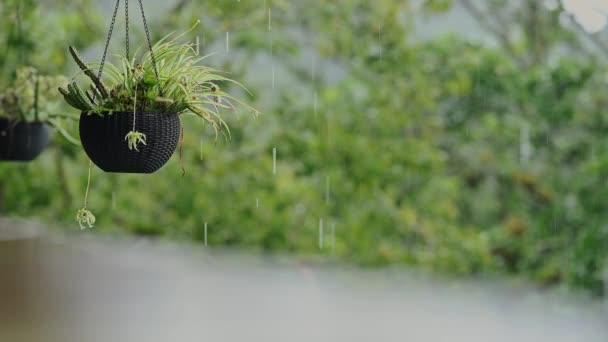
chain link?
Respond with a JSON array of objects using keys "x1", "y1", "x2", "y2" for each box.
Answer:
[
  {"x1": 96, "y1": 0, "x2": 162, "y2": 97},
  {"x1": 97, "y1": 0, "x2": 121, "y2": 81},
  {"x1": 125, "y1": 0, "x2": 129, "y2": 61},
  {"x1": 138, "y1": 0, "x2": 163, "y2": 96},
  {"x1": 16, "y1": 2, "x2": 24, "y2": 63}
]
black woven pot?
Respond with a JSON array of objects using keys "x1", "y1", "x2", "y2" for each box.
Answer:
[
  {"x1": 79, "y1": 111, "x2": 181, "y2": 174},
  {"x1": 0, "y1": 119, "x2": 50, "y2": 161}
]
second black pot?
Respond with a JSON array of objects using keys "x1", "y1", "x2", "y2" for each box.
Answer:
[
  {"x1": 79, "y1": 111, "x2": 181, "y2": 174},
  {"x1": 0, "y1": 119, "x2": 50, "y2": 162}
]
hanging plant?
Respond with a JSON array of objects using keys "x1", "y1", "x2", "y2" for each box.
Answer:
[
  {"x1": 0, "y1": 67, "x2": 78, "y2": 161},
  {"x1": 59, "y1": 0, "x2": 258, "y2": 228}
]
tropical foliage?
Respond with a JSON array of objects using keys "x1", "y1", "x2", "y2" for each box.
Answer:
[
  {"x1": 0, "y1": 66, "x2": 78, "y2": 144},
  {"x1": 60, "y1": 23, "x2": 258, "y2": 139},
  {"x1": 0, "y1": 67, "x2": 69, "y2": 121},
  {"x1": 1, "y1": 0, "x2": 607, "y2": 297}
]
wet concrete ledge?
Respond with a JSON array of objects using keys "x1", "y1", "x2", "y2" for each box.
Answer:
[{"x1": 1, "y1": 217, "x2": 607, "y2": 342}]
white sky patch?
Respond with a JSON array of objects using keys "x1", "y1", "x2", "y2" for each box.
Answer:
[{"x1": 563, "y1": 0, "x2": 608, "y2": 33}]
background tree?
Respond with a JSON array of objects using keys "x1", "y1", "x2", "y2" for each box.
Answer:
[{"x1": 1, "y1": 0, "x2": 607, "y2": 296}]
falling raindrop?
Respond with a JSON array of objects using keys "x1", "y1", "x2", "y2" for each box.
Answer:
[
  {"x1": 331, "y1": 223, "x2": 335, "y2": 254},
  {"x1": 200, "y1": 138, "x2": 204, "y2": 161},
  {"x1": 204, "y1": 222, "x2": 208, "y2": 247},
  {"x1": 272, "y1": 147, "x2": 277, "y2": 175},
  {"x1": 378, "y1": 27, "x2": 383, "y2": 61},
  {"x1": 313, "y1": 91, "x2": 318, "y2": 119},
  {"x1": 552, "y1": 205, "x2": 557, "y2": 232},
  {"x1": 269, "y1": 24, "x2": 274, "y2": 54},
  {"x1": 269, "y1": 19, "x2": 275, "y2": 89},
  {"x1": 195, "y1": 36, "x2": 200, "y2": 55},
  {"x1": 111, "y1": 191, "x2": 116, "y2": 211},
  {"x1": 256, "y1": 197, "x2": 259, "y2": 209},
  {"x1": 268, "y1": 7, "x2": 272, "y2": 31},
  {"x1": 520, "y1": 121, "x2": 532, "y2": 165},
  {"x1": 226, "y1": 31, "x2": 230, "y2": 53},
  {"x1": 325, "y1": 175, "x2": 330, "y2": 204},
  {"x1": 604, "y1": 269, "x2": 608, "y2": 300},
  {"x1": 318, "y1": 218, "x2": 324, "y2": 250}
]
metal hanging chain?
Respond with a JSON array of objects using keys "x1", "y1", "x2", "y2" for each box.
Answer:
[
  {"x1": 137, "y1": 0, "x2": 163, "y2": 96},
  {"x1": 15, "y1": 2, "x2": 25, "y2": 64},
  {"x1": 97, "y1": 0, "x2": 121, "y2": 81},
  {"x1": 95, "y1": 0, "x2": 162, "y2": 98},
  {"x1": 125, "y1": 0, "x2": 130, "y2": 61}
]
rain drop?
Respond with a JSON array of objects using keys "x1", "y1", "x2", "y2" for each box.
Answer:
[
  {"x1": 272, "y1": 147, "x2": 277, "y2": 175},
  {"x1": 313, "y1": 91, "x2": 318, "y2": 119},
  {"x1": 268, "y1": 7, "x2": 272, "y2": 31},
  {"x1": 204, "y1": 222, "x2": 208, "y2": 246},
  {"x1": 200, "y1": 138, "x2": 204, "y2": 161},
  {"x1": 520, "y1": 121, "x2": 532, "y2": 165},
  {"x1": 318, "y1": 218, "x2": 324, "y2": 250},
  {"x1": 331, "y1": 223, "x2": 336, "y2": 254},
  {"x1": 325, "y1": 175, "x2": 330, "y2": 204}
]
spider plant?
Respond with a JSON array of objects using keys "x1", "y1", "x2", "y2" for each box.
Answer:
[
  {"x1": 60, "y1": 21, "x2": 258, "y2": 147},
  {"x1": 61, "y1": 22, "x2": 259, "y2": 229},
  {"x1": 0, "y1": 66, "x2": 78, "y2": 144}
]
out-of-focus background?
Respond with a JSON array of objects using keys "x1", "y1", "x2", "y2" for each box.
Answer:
[{"x1": 1, "y1": 0, "x2": 608, "y2": 340}]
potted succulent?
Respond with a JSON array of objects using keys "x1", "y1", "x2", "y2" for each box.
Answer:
[
  {"x1": 59, "y1": 22, "x2": 258, "y2": 228},
  {"x1": 0, "y1": 67, "x2": 77, "y2": 161}
]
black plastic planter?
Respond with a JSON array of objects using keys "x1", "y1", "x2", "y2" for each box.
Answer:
[
  {"x1": 79, "y1": 111, "x2": 181, "y2": 174},
  {"x1": 0, "y1": 119, "x2": 50, "y2": 161}
]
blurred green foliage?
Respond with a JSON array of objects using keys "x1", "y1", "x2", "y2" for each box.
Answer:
[{"x1": 1, "y1": 0, "x2": 607, "y2": 296}]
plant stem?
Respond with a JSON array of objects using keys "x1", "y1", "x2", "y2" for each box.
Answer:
[
  {"x1": 34, "y1": 76, "x2": 40, "y2": 122},
  {"x1": 133, "y1": 81, "x2": 138, "y2": 131},
  {"x1": 55, "y1": 148, "x2": 73, "y2": 209},
  {"x1": 83, "y1": 159, "x2": 92, "y2": 209}
]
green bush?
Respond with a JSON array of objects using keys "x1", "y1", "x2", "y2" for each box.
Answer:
[{"x1": 1, "y1": 0, "x2": 607, "y2": 297}]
